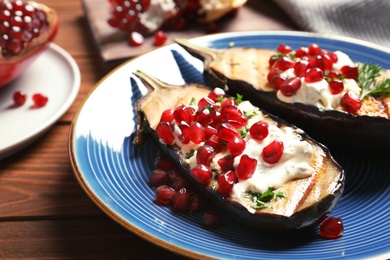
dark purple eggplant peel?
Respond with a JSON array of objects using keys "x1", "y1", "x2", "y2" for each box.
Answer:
[
  {"x1": 174, "y1": 38, "x2": 390, "y2": 150},
  {"x1": 133, "y1": 70, "x2": 344, "y2": 233}
]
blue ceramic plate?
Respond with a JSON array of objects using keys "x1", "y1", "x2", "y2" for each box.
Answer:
[{"x1": 69, "y1": 31, "x2": 390, "y2": 259}]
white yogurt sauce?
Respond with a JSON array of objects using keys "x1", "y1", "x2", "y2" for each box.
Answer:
[
  {"x1": 276, "y1": 51, "x2": 361, "y2": 110},
  {"x1": 171, "y1": 100, "x2": 314, "y2": 214}
]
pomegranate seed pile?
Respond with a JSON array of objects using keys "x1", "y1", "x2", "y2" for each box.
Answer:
[
  {"x1": 0, "y1": 0, "x2": 49, "y2": 58},
  {"x1": 267, "y1": 44, "x2": 362, "y2": 114},
  {"x1": 155, "y1": 88, "x2": 288, "y2": 199}
]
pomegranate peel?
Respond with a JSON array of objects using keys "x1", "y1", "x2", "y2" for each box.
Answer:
[{"x1": 0, "y1": 1, "x2": 59, "y2": 87}]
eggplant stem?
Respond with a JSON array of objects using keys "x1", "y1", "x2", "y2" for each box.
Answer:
[
  {"x1": 175, "y1": 38, "x2": 218, "y2": 61},
  {"x1": 133, "y1": 70, "x2": 176, "y2": 91}
]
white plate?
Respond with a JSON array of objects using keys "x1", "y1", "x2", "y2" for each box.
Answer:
[{"x1": 0, "y1": 43, "x2": 80, "y2": 159}]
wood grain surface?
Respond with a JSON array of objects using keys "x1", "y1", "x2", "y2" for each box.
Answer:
[{"x1": 0, "y1": 0, "x2": 297, "y2": 258}]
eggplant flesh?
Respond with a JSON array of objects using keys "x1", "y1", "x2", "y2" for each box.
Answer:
[
  {"x1": 133, "y1": 70, "x2": 345, "y2": 233},
  {"x1": 175, "y1": 39, "x2": 390, "y2": 150}
]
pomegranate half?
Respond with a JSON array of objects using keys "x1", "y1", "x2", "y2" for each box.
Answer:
[{"x1": 0, "y1": 0, "x2": 59, "y2": 87}]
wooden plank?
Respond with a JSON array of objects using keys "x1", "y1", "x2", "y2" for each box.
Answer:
[{"x1": 0, "y1": 217, "x2": 185, "y2": 259}]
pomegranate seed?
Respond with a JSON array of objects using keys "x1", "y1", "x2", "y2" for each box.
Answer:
[
  {"x1": 217, "y1": 170, "x2": 236, "y2": 197},
  {"x1": 293, "y1": 59, "x2": 309, "y2": 77},
  {"x1": 276, "y1": 44, "x2": 292, "y2": 54},
  {"x1": 249, "y1": 120, "x2": 269, "y2": 141},
  {"x1": 204, "y1": 125, "x2": 217, "y2": 140},
  {"x1": 12, "y1": 90, "x2": 26, "y2": 106},
  {"x1": 149, "y1": 169, "x2": 169, "y2": 187},
  {"x1": 217, "y1": 122, "x2": 241, "y2": 142},
  {"x1": 262, "y1": 140, "x2": 284, "y2": 164},
  {"x1": 217, "y1": 155, "x2": 235, "y2": 172},
  {"x1": 32, "y1": 93, "x2": 48, "y2": 108},
  {"x1": 202, "y1": 209, "x2": 221, "y2": 229},
  {"x1": 220, "y1": 98, "x2": 237, "y2": 107},
  {"x1": 308, "y1": 43, "x2": 322, "y2": 56},
  {"x1": 128, "y1": 31, "x2": 144, "y2": 46},
  {"x1": 267, "y1": 68, "x2": 282, "y2": 83},
  {"x1": 279, "y1": 77, "x2": 302, "y2": 97},
  {"x1": 294, "y1": 47, "x2": 308, "y2": 58},
  {"x1": 340, "y1": 92, "x2": 362, "y2": 114},
  {"x1": 171, "y1": 177, "x2": 189, "y2": 191},
  {"x1": 276, "y1": 56, "x2": 296, "y2": 71},
  {"x1": 190, "y1": 164, "x2": 212, "y2": 185},
  {"x1": 326, "y1": 70, "x2": 341, "y2": 80},
  {"x1": 178, "y1": 123, "x2": 190, "y2": 144},
  {"x1": 156, "y1": 122, "x2": 175, "y2": 145},
  {"x1": 328, "y1": 52, "x2": 338, "y2": 63},
  {"x1": 169, "y1": 169, "x2": 183, "y2": 183},
  {"x1": 321, "y1": 53, "x2": 334, "y2": 71},
  {"x1": 190, "y1": 193, "x2": 205, "y2": 212},
  {"x1": 171, "y1": 188, "x2": 191, "y2": 212},
  {"x1": 328, "y1": 80, "x2": 344, "y2": 95},
  {"x1": 155, "y1": 185, "x2": 175, "y2": 205},
  {"x1": 204, "y1": 134, "x2": 223, "y2": 153},
  {"x1": 220, "y1": 105, "x2": 247, "y2": 126},
  {"x1": 208, "y1": 87, "x2": 225, "y2": 101},
  {"x1": 155, "y1": 157, "x2": 177, "y2": 171},
  {"x1": 194, "y1": 107, "x2": 212, "y2": 126},
  {"x1": 236, "y1": 154, "x2": 257, "y2": 180},
  {"x1": 340, "y1": 65, "x2": 358, "y2": 79},
  {"x1": 271, "y1": 74, "x2": 287, "y2": 89},
  {"x1": 160, "y1": 108, "x2": 174, "y2": 123},
  {"x1": 154, "y1": 30, "x2": 167, "y2": 46},
  {"x1": 268, "y1": 54, "x2": 279, "y2": 68},
  {"x1": 226, "y1": 136, "x2": 246, "y2": 156},
  {"x1": 189, "y1": 122, "x2": 205, "y2": 144},
  {"x1": 305, "y1": 67, "x2": 324, "y2": 83},
  {"x1": 198, "y1": 96, "x2": 215, "y2": 109},
  {"x1": 174, "y1": 105, "x2": 194, "y2": 124},
  {"x1": 320, "y1": 217, "x2": 344, "y2": 239},
  {"x1": 196, "y1": 145, "x2": 215, "y2": 166}
]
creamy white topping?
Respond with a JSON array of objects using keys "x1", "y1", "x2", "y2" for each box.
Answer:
[
  {"x1": 276, "y1": 51, "x2": 361, "y2": 110},
  {"x1": 140, "y1": 0, "x2": 177, "y2": 32},
  {"x1": 171, "y1": 100, "x2": 313, "y2": 214}
]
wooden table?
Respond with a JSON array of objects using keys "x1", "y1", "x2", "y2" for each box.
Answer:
[{"x1": 0, "y1": 1, "x2": 297, "y2": 258}]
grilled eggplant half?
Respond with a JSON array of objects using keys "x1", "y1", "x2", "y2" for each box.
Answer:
[
  {"x1": 175, "y1": 38, "x2": 390, "y2": 150},
  {"x1": 133, "y1": 70, "x2": 344, "y2": 233}
]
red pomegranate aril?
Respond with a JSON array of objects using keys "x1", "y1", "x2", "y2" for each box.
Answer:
[
  {"x1": 249, "y1": 120, "x2": 269, "y2": 141},
  {"x1": 217, "y1": 170, "x2": 236, "y2": 197},
  {"x1": 220, "y1": 98, "x2": 237, "y2": 107},
  {"x1": 211, "y1": 109, "x2": 222, "y2": 125},
  {"x1": 174, "y1": 105, "x2": 194, "y2": 124},
  {"x1": 156, "y1": 122, "x2": 175, "y2": 145},
  {"x1": 271, "y1": 74, "x2": 287, "y2": 89},
  {"x1": 171, "y1": 188, "x2": 191, "y2": 212},
  {"x1": 217, "y1": 155, "x2": 235, "y2": 172},
  {"x1": 202, "y1": 209, "x2": 221, "y2": 229},
  {"x1": 189, "y1": 122, "x2": 205, "y2": 144},
  {"x1": 320, "y1": 217, "x2": 344, "y2": 239},
  {"x1": 12, "y1": 90, "x2": 26, "y2": 106},
  {"x1": 169, "y1": 169, "x2": 183, "y2": 184},
  {"x1": 340, "y1": 92, "x2": 362, "y2": 114},
  {"x1": 129, "y1": 31, "x2": 144, "y2": 46},
  {"x1": 328, "y1": 52, "x2": 338, "y2": 63},
  {"x1": 321, "y1": 53, "x2": 334, "y2": 71},
  {"x1": 276, "y1": 55, "x2": 296, "y2": 71},
  {"x1": 294, "y1": 47, "x2": 308, "y2": 58},
  {"x1": 155, "y1": 157, "x2": 177, "y2": 171},
  {"x1": 194, "y1": 107, "x2": 212, "y2": 126},
  {"x1": 328, "y1": 80, "x2": 344, "y2": 95},
  {"x1": 208, "y1": 87, "x2": 225, "y2": 101},
  {"x1": 196, "y1": 145, "x2": 215, "y2": 166},
  {"x1": 220, "y1": 105, "x2": 247, "y2": 126},
  {"x1": 293, "y1": 59, "x2": 309, "y2": 77},
  {"x1": 305, "y1": 67, "x2": 324, "y2": 83},
  {"x1": 204, "y1": 125, "x2": 217, "y2": 140},
  {"x1": 190, "y1": 193, "x2": 205, "y2": 212},
  {"x1": 178, "y1": 123, "x2": 190, "y2": 144},
  {"x1": 190, "y1": 164, "x2": 212, "y2": 185},
  {"x1": 308, "y1": 43, "x2": 322, "y2": 56},
  {"x1": 160, "y1": 108, "x2": 174, "y2": 123},
  {"x1": 155, "y1": 185, "x2": 176, "y2": 205},
  {"x1": 217, "y1": 122, "x2": 241, "y2": 142},
  {"x1": 236, "y1": 154, "x2": 257, "y2": 180},
  {"x1": 280, "y1": 77, "x2": 301, "y2": 97},
  {"x1": 32, "y1": 93, "x2": 48, "y2": 108},
  {"x1": 154, "y1": 30, "x2": 167, "y2": 46},
  {"x1": 149, "y1": 169, "x2": 169, "y2": 187},
  {"x1": 340, "y1": 65, "x2": 358, "y2": 79},
  {"x1": 267, "y1": 68, "x2": 282, "y2": 83},
  {"x1": 262, "y1": 139, "x2": 284, "y2": 164},
  {"x1": 171, "y1": 177, "x2": 189, "y2": 191},
  {"x1": 326, "y1": 70, "x2": 341, "y2": 80},
  {"x1": 226, "y1": 136, "x2": 246, "y2": 156},
  {"x1": 276, "y1": 44, "x2": 292, "y2": 54},
  {"x1": 204, "y1": 134, "x2": 223, "y2": 153},
  {"x1": 198, "y1": 96, "x2": 215, "y2": 109}
]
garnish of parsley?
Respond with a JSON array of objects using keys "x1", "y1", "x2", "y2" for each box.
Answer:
[{"x1": 358, "y1": 63, "x2": 390, "y2": 99}]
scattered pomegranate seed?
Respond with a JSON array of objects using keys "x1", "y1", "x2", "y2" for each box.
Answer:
[
  {"x1": 202, "y1": 209, "x2": 221, "y2": 229},
  {"x1": 217, "y1": 122, "x2": 241, "y2": 142},
  {"x1": 276, "y1": 44, "x2": 292, "y2": 54},
  {"x1": 160, "y1": 108, "x2": 175, "y2": 123},
  {"x1": 308, "y1": 43, "x2": 322, "y2": 56},
  {"x1": 279, "y1": 77, "x2": 301, "y2": 96},
  {"x1": 12, "y1": 90, "x2": 26, "y2": 106},
  {"x1": 171, "y1": 177, "x2": 189, "y2": 191},
  {"x1": 153, "y1": 30, "x2": 167, "y2": 46},
  {"x1": 171, "y1": 188, "x2": 191, "y2": 212},
  {"x1": 236, "y1": 154, "x2": 257, "y2": 180},
  {"x1": 250, "y1": 120, "x2": 269, "y2": 141},
  {"x1": 189, "y1": 122, "x2": 205, "y2": 144},
  {"x1": 305, "y1": 67, "x2": 324, "y2": 83},
  {"x1": 32, "y1": 93, "x2": 48, "y2": 108},
  {"x1": 190, "y1": 193, "x2": 205, "y2": 212},
  {"x1": 294, "y1": 47, "x2": 308, "y2": 58},
  {"x1": 226, "y1": 136, "x2": 246, "y2": 156},
  {"x1": 217, "y1": 170, "x2": 236, "y2": 197},
  {"x1": 328, "y1": 80, "x2": 344, "y2": 95},
  {"x1": 208, "y1": 87, "x2": 225, "y2": 101},
  {"x1": 190, "y1": 164, "x2": 212, "y2": 186},
  {"x1": 276, "y1": 56, "x2": 296, "y2": 71},
  {"x1": 173, "y1": 105, "x2": 194, "y2": 124},
  {"x1": 156, "y1": 122, "x2": 175, "y2": 145},
  {"x1": 217, "y1": 155, "x2": 235, "y2": 172},
  {"x1": 340, "y1": 92, "x2": 362, "y2": 114},
  {"x1": 196, "y1": 145, "x2": 215, "y2": 167},
  {"x1": 320, "y1": 217, "x2": 344, "y2": 239},
  {"x1": 155, "y1": 185, "x2": 175, "y2": 205},
  {"x1": 262, "y1": 140, "x2": 284, "y2": 164},
  {"x1": 149, "y1": 169, "x2": 169, "y2": 188},
  {"x1": 294, "y1": 60, "x2": 309, "y2": 77},
  {"x1": 128, "y1": 31, "x2": 144, "y2": 47},
  {"x1": 340, "y1": 65, "x2": 358, "y2": 79}
]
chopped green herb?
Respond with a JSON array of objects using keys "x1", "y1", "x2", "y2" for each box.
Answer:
[
  {"x1": 235, "y1": 93, "x2": 243, "y2": 104},
  {"x1": 189, "y1": 97, "x2": 196, "y2": 106},
  {"x1": 244, "y1": 110, "x2": 257, "y2": 119},
  {"x1": 358, "y1": 63, "x2": 390, "y2": 99},
  {"x1": 238, "y1": 128, "x2": 247, "y2": 138},
  {"x1": 216, "y1": 95, "x2": 224, "y2": 103},
  {"x1": 186, "y1": 149, "x2": 195, "y2": 159},
  {"x1": 246, "y1": 187, "x2": 286, "y2": 209}
]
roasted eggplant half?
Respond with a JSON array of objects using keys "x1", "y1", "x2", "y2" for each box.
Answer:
[
  {"x1": 175, "y1": 38, "x2": 390, "y2": 150},
  {"x1": 133, "y1": 70, "x2": 344, "y2": 233}
]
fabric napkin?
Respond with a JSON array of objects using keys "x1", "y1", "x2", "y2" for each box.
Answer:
[{"x1": 273, "y1": 0, "x2": 390, "y2": 48}]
